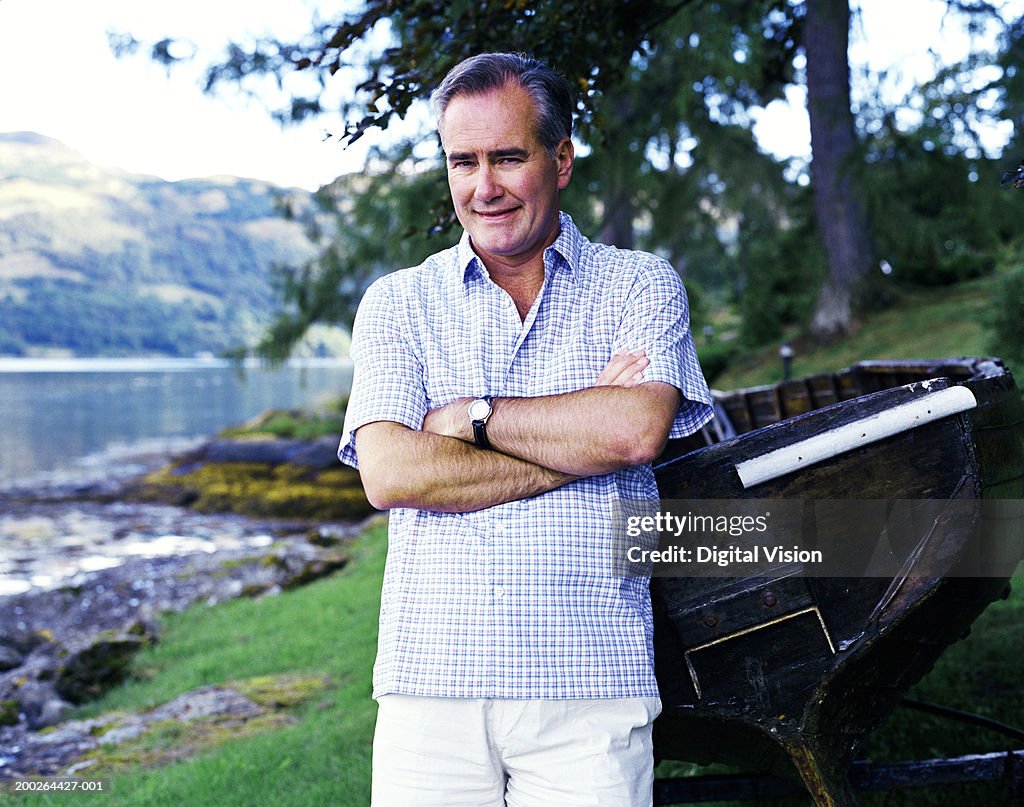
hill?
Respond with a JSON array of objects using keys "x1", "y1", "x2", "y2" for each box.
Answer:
[
  {"x1": 707, "y1": 277, "x2": 1003, "y2": 390},
  {"x1": 0, "y1": 132, "x2": 318, "y2": 357}
]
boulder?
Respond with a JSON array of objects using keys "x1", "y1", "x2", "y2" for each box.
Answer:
[
  {"x1": 171, "y1": 436, "x2": 340, "y2": 473},
  {"x1": 13, "y1": 680, "x2": 72, "y2": 730},
  {"x1": 0, "y1": 642, "x2": 25, "y2": 672},
  {"x1": 54, "y1": 632, "x2": 149, "y2": 704}
]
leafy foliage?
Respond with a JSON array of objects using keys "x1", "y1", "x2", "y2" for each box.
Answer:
[
  {"x1": 120, "y1": 1, "x2": 1024, "y2": 358},
  {"x1": 864, "y1": 143, "x2": 1020, "y2": 288},
  {"x1": 736, "y1": 194, "x2": 824, "y2": 347},
  {"x1": 193, "y1": 1, "x2": 714, "y2": 143},
  {"x1": 987, "y1": 240, "x2": 1024, "y2": 371},
  {"x1": 254, "y1": 142, "x2": 452, "y2": 359}
]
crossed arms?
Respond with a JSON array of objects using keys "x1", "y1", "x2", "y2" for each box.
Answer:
[{"x1": 354, "y1": 350, "x2": 681, "y2": 513}]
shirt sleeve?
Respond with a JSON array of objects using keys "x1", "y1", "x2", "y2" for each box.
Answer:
[
  {"x1": 338, "y1": 276, "x2": 429, "y2": 469},
  {"x1": 616, "y1": 258, "x2": 714, "y2": 439}
]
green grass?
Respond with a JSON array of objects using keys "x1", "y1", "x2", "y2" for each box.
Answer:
[
  {"x1": 219, "y1": 404, "x2": 348, "y2": 441},
  {"x1": 14, "y1": 522, "x2": 387, "y2": 807},
  {"x1": 713, "y1": 277, "x2": 1005, "y2": 390}
]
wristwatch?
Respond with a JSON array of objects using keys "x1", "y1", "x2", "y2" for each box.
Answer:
[{"x1": 468, "y1": 396, "x2": 493, "y2": 449}]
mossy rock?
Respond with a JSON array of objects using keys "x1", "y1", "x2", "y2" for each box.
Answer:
[
  {"x1": 219, "y1": 404, "x2": 348, "y2": 441},
  {"x1": 69, "y1": 674, "x2": 330, "y2": 777},
  {"x1": 0, "y1": 698, "x2": 19, "y2": 726},
  {"x1": 233, "y1": 673, "x2": 330, "y2": 709},
  {"x1": 56, "y1": 633, "x2": 149, "y2": 704},
  {"x1": 140, "y1": 458, "x2": 373, "y2": 520}
]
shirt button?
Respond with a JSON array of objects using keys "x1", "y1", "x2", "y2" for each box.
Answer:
[
  {"x1": 494, "y1": 586, "x2": 506, "y2": 598},
  {"x1": 495, "y1": 522, "x2": 506, "y2": 534}
]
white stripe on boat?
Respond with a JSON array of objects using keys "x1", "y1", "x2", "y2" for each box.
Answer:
[{"x1": 735, "y1": 385, "x2": 979, "y2": 489}]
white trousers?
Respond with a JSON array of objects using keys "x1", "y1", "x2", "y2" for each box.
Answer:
[{"x1": 371, "y1": 694, "x2": 662, "y2": 807}]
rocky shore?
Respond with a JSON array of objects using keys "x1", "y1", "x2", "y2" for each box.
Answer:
[{"x1": 0, "y1": 428, "x2": 377, "y2": 780}]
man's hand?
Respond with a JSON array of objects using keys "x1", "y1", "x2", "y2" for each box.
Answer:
[{"x1": 594, "y1": 349, "x2": 650, "y2": 387}]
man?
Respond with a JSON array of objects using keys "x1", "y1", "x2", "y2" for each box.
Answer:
[{"x1": 339, "y1": 52, "x2": 713, "y2": 806}]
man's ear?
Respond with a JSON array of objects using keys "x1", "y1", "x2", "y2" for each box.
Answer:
[{"x1": 556, "y1": 137, "x2": 574, "y2": 190}]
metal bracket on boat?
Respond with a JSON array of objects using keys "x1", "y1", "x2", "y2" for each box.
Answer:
[
  {"x1": 734, "y1": 386, "x2": 979, "y2": 489},
  {"x1": 683, "y1": 606, "x2": 836, "y2": 700}
]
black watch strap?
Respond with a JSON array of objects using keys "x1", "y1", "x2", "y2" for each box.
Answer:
[
  {"x1": 471, "y1": 396, "x2": 492, "y2": 449},
  {"x1": 472, "y1": 419, "x2": 491, "y2": 450}
]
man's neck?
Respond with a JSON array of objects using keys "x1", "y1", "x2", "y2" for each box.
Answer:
[
  {"x1": 474, "y1": 246, "x2": 548, "y2": 322},
  {"x1": 491, "y1": 268, "x2": 545, "y2": 321}
]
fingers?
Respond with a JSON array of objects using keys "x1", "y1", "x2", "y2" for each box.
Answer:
[{"x1": 595, "y1": 349, "x2": 650, "y2": 387}]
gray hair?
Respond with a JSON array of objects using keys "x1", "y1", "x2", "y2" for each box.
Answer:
[{"x1": 432, "y1": 52, "x2": 573, "y2": 157}]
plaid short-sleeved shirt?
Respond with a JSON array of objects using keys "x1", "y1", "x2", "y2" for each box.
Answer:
[{"x1": 339, "y1": 212, "x2": 713, "y2": 699}]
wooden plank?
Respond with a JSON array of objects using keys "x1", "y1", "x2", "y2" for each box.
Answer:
[
  {"x1": 778, "y1": 379, "x2": 815, "y2": 418},
  {"x1": 745, "y1": 388, "x2": 782, "y2": 430},
  {"x1": 718, "y1": 391, "x2": 754, "y2": 435},
  {"x1": 835, "y1": 370, "x2": 862, "y2": 400},
  {"x1": 847, "y1": 750, "x2": 1024, "y2": 792},
  {"x1": 684, "y1": 608, "x2": 834, "y2": 712},
  {"x1": 655, "y1": 381, "x2": 966, "y2": 502},
  {"x1": 806, "y1": 373, "x2": 840, "y2": 408},
  {"x1": 666, "y1": 570, "x2": 814, "y2": 648}
]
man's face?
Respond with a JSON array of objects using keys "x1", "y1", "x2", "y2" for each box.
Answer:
[{"x1": 440, "y1": 82, "x2": 573, "y2": 273}]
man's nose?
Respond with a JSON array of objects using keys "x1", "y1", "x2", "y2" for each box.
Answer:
[{"x1": 474, "y1": 164, "x2": 502, "y2": 201}]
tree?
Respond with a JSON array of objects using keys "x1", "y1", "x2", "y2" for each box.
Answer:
[
  {"x1": 255, "y1": 141, "x2": 450, "y2": 361},
  {"x1": 125, "y1": 0, "x2": 811, "y2": 356},
  {"x1": 804, "y1": 0, "x2": 875, "y2": 339},
  {"x1": 120, "y1": 0, "x2": 1023, "y2": 355}
]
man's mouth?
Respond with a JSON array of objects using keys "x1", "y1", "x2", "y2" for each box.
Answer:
[{"x1": 475, "y1": 207, "x2": 519, "y2": 220}]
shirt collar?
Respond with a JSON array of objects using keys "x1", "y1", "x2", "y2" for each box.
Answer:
[
  {"x1": 452, "y1": 211, "x2": 583, "y2": 287},
  {"x1": 546, "y1": 211, "x2": 583, "y2": 284}
]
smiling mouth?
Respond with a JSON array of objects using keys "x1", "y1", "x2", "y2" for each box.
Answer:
[{"x1": 475, "y1": 207, "x2": 519, "y2": 220}]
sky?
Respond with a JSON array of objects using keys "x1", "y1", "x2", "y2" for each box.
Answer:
[
  {"x1": 0, "y1": 0, "x2": 368, "y2": 190},
  {"x1": 0, "y1": 0, "x2": 1019, "y2": 191}
]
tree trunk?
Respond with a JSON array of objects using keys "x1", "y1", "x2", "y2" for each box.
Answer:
[
  {"x1": 804, "y1": 0, "x2": 875, "y2": 341},
  {"x1": 599, "y1": 177, "x2": 636, "y2": 249},
  {"x1": 596, "y1": 83, "x2": 638, "y2": 249}
]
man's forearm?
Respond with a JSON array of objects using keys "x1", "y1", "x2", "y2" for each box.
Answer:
[
  {"x1": 485, "y1": 384, "x2": 679, "y2": 474},
  {"x1": 355, "y1": 420, "x2": 578, "y2": 513},
  {"x1": 424, "y1": 381, "x2": 681, "y2": 477}
]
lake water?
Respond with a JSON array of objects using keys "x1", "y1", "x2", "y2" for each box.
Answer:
[{"x1": 0, "y1": 357, "x2": 353, "y2": 486}]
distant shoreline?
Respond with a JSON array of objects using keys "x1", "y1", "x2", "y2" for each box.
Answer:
[{"x1": 1, "y1": 361, "x2": 352, "y2": 484}]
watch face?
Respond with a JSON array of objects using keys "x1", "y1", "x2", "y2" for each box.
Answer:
[{"x1": 468, "y1": 398, "x2": 491, "y2": 421}]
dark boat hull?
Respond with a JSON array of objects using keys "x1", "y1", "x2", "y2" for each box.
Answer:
[{"x1": 650, "y1": 358, "x2": 1024, "y2": 801}]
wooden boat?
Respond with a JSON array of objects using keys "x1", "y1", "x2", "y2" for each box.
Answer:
[{"x1": 649, "y1": 357, "x2": 1024, "y2": 804}]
